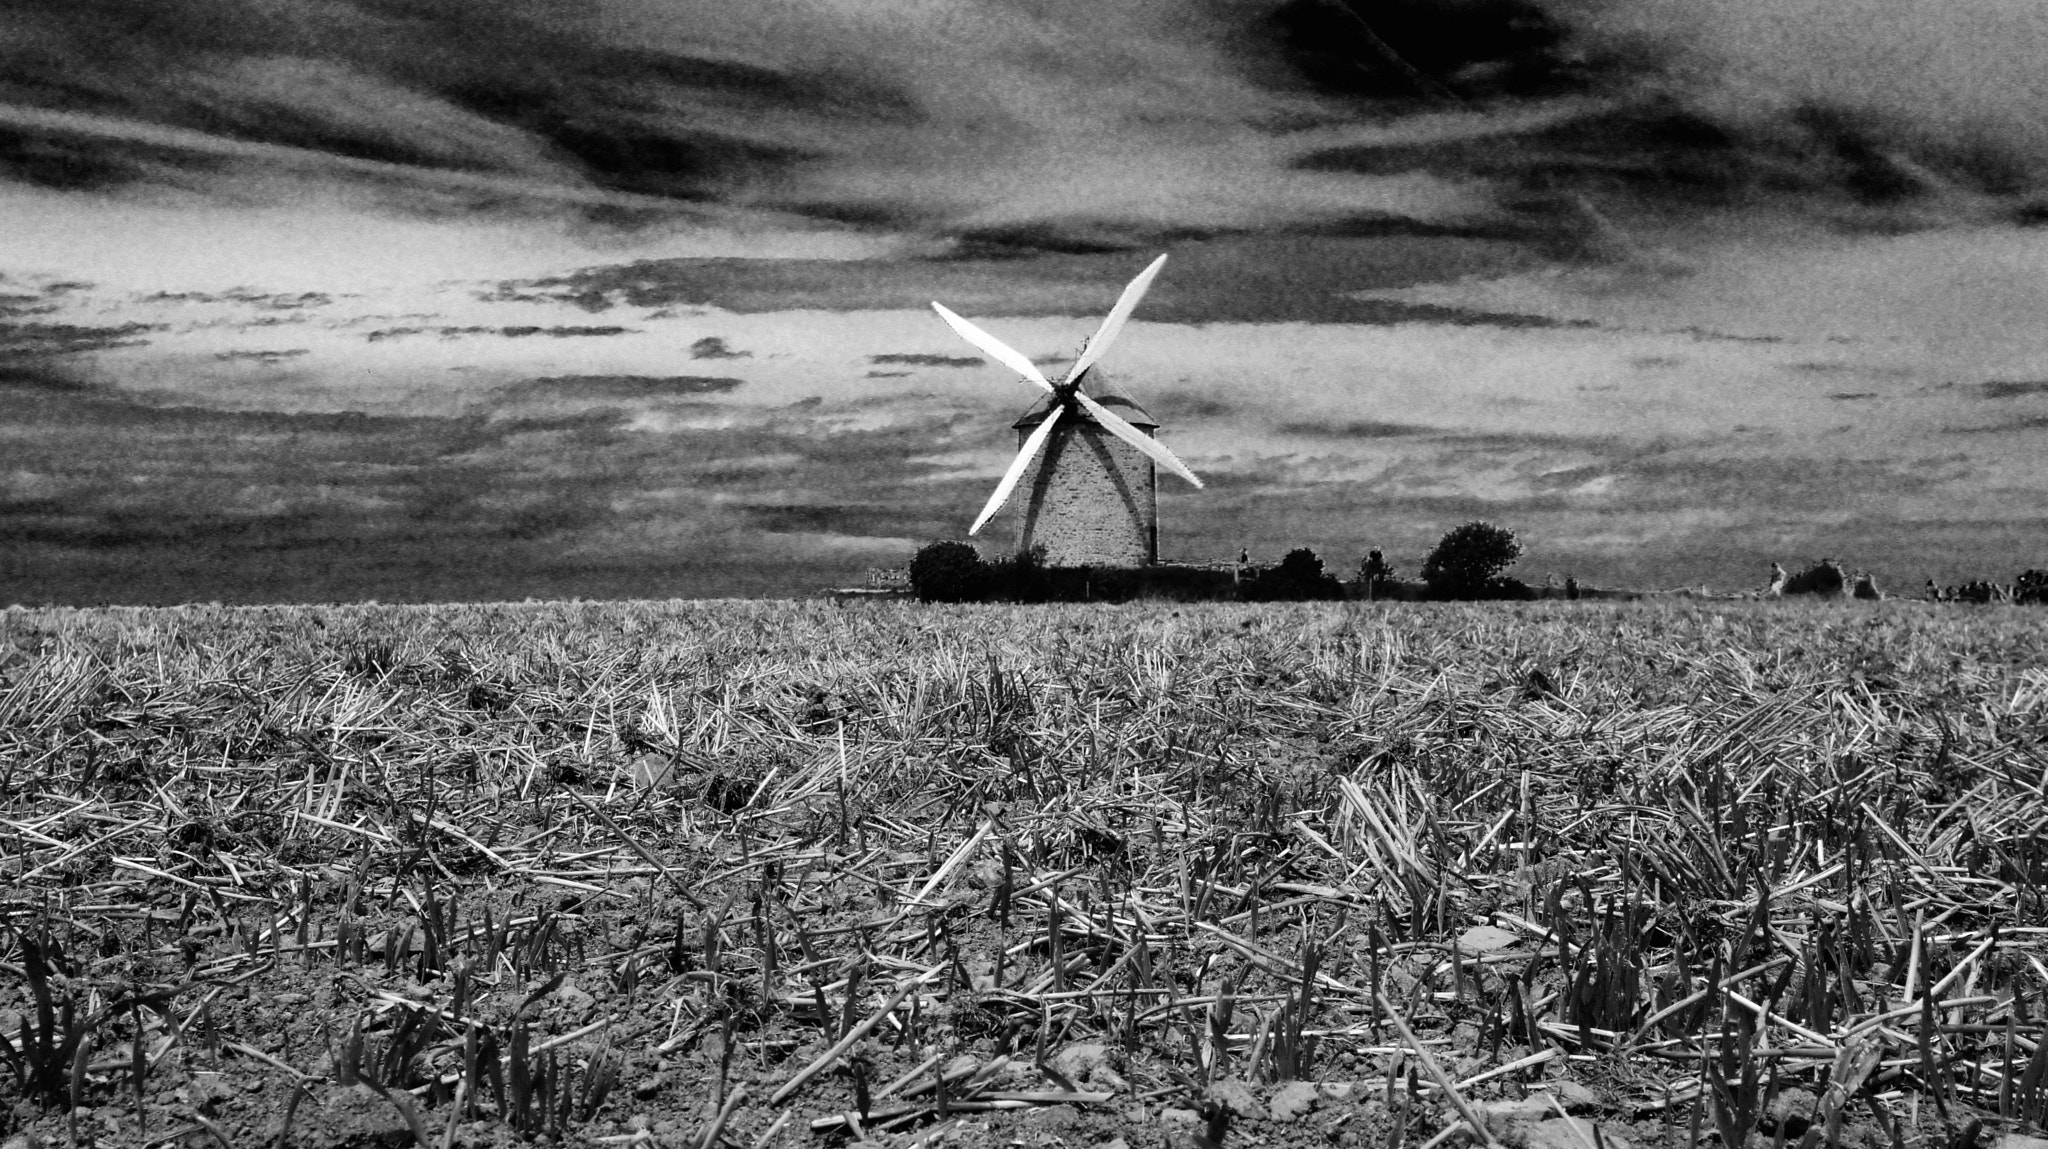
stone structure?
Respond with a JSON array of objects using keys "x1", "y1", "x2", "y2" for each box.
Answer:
[{"x1": 1010, "y1": 392, "x2": 1159, "y2": 567}]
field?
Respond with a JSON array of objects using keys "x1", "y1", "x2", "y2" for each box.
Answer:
[{"x1": 3, "y1": 599, "x2": 2047, "y2": 1149}]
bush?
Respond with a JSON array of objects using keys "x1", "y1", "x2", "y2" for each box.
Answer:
[
  {"x1": 978, "y1": 554, "x2": 1239, "y2": 603},
  {"x1": 1244, "y1": 547, "x2": 1345, "y2": 601},
  {"x1": 908, "y1": 541, "x2": 988, "y2": 602},
  {"x1": 986, "y1": 546, "x2": 1050, "y2": 602},
  {"x1": 1781, "y1": 559, "x2": 1847, "y2": 596},
  {"x1": 2020, "y1": 569, "x2": 2048, "y2": 605},
  {"x1": 1421, "y1": 522, "x2": 1523, "y2": 600}
]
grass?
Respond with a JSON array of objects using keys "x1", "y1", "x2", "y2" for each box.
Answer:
[{"x1": 0, "y1": 598, "x2": 2045, "y2": 1149}]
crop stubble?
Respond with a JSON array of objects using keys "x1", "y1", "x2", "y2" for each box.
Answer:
[{"x1": 2, "y1": 599, "x2": 2046, "y2": 1149}]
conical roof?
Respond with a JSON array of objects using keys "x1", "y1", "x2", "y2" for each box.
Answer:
[{"x1": 1013, "y1": 392, "x2": 1158, "y2": 431}]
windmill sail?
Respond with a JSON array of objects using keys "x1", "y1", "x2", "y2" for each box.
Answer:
[
  {"x1": 931, "y1": 252, "x2": 1201, "y2": 545},
  {"x1": 1065, "y1": 253, "x2": 1168, "y2": 385},
  {"x1": 1075, "y1": 391, "x2": 1202, "y2": 487},
  {"x1": 929, "y1": 303, "x2": 1054, "y2": 392},
  {"x1": 970, "y1": 404, "x2": 1063, "y2": 535}
]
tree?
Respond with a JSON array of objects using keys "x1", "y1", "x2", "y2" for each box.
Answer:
[
  {"x1": 1421, "y1": 521, "x2": 1523, "y2": 600},
  {"x1": 1358, "y1": 548, "x2": 1399, "y2": 598},
  {"x1": 908, "y1": 541, "x2": 987, "y2": 603}
]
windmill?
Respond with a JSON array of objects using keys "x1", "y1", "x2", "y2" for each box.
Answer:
[{"x1": 931, "y1": 254, "x2": 1202, "y2": 568}]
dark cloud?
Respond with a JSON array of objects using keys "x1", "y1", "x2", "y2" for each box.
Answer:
[
  {"x1": 1565, "y1": 1, "x2": 2048, "y2": 187},
  {"x1": 1667, "y1": 326, "x2": 1784, "y2": 345},
  {"x1": 1438, "y1": 428, "x2": 1627, "y2": 451},
  {"x1": 1152, "y1": 393, "x2": 1234, "y2": 419},
  {"x1": 869, "y1": 354, "x2": 986, "y2": 368},
  {"x1": 0, "y1": 320, "x2": 162, "y2": 355},
  {"x1": 0, "y1": 294, "x2": 59, "y2": 319},
  {"x1": 143, "y1": 289, "x2": 332, "y2": 310},
  {"x1": 1277, "y1": 419, "x2": 1435, "y2": 439},
  {"x1": 1948, "y1": 415, "x2": 2048, "y2": 435},
  {"x1": 515, "y1": 375, "x2": 744, "y2": 398},
  {"x1": 1263, "y1": 0, "x2": 1589, "y2": 102},
  {"x1": 690, "y1": 337, "x2": 749, "y2": 360},
  {"x1": 1981, "y1": 380, "x2": 2048, "y2": 399},
  {"x1": 742, "y1": 504, "x2": 926, "y2": 535},
  {"x1": 363, "y1": 324, "x2": 631, "y2": 342},
  {"x1": 0, "y1": 362, "x2": 94, "y2": 393}
]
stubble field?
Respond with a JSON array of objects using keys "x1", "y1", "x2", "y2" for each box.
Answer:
[{"x1": 3, "y1": 599, "x2": 2047, "y2": 1149}]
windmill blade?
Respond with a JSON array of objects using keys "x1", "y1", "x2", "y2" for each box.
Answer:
[
  {"x1": 1075, "y1": 391, "x2": 1203, "y2": 488},
  {"x1": 1063, "y1": 253, "x2": 1168, "y2": 385},
  {"x1": 930, "y1": 302, "x2": 1054, "y2": 392},
  {"x1": 970, "y1": 404, "x2": 1063, "y2": 535}
]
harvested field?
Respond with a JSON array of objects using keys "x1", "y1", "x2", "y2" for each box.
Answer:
[{"x1": 3, "y1": 599, "x2": 2048, "y2": 1149}]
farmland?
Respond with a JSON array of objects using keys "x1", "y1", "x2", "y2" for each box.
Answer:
[{"x1": 3, "y1": 599, "x2": 2047, "y2": 1149}]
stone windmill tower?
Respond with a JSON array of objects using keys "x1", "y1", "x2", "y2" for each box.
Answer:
[{"x1": 931, "y1": 254, "x2": 1201, "y2": 567}]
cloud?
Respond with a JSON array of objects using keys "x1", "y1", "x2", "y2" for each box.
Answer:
[
  {"x1": 1560, "y1": 0, "x2": 2048, "y2": 174},
  {"x1": 520, "y1": 375, "x2": 744, "y2": 396},
  {"x1": 1981, "y1": 380, "x2": 2048, "y2": 399},
  {"x1": 365, "y1": 325, "x2": 631, "y2": 342},
  {"x1": 690, "y1": 337, "x2": 749, "y2": 360},
  {"x1": 1948, "y1": 414, "x2": 2048, "y2": 435},
  {"x1": 1354, "y1": 226, "x2": 2048, "y2": 379},
  {"x1": 0, "y1": 0, "x2": 1586, "y2": 246},
  {"x1": 1277, "y1": 420, "x2": 1435, "y2": 439},
  {"x1": 870, "y1": 354, "x2": 986, "y2": 368},
  {"x1": 184, "y1": 55, "x2": 572, "y2": 177}
]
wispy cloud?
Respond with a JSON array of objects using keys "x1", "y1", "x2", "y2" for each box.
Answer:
[
  {"x1": 1277, "y1": 420, "x2": 1436, "y2": 439},
  {"x1": 870, "y1": 354, "x2": 986, "y2": 368},
  {"x1": 1981, "y1": 380, "x2": 2048, "y2": 399}
]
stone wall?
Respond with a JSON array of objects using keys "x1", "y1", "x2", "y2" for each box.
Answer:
[{"x1": 1014, "y1": 421, "x2": 1157, "y2": 567}]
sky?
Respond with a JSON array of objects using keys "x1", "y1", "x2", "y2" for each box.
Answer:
[{"x1": 3, "y1": 0, "x2": 2047, "y2": 603}]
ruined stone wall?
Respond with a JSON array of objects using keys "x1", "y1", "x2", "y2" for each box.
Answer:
[{"x1": 1014, "y1": 422, "x2": 1157, "y2": 567}]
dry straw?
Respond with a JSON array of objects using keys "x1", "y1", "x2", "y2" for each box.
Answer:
[{"x1": 2, "y1": 598, "x2": 2046, "y2": 1147}]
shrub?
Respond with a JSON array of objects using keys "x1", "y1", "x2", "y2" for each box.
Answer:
[
  {"x1": 1421, "y1": 522, "x2": 1523, "y2": 600},
  {"x1": 2019, "y1": 569, "x2": 2048, "y2": 605},
  {"x1": 1245, "y1": 547, "x2": 1345, "y2": 601},
  {"x1": 986, "y1": 546, "x2": 1050, "y2": 603},
  {"x1": 908, "y1": 541, "x2": 988, "y2": 603},
  {"x1": 1782, "y1": 559, "x2": 1847, "y2": 596}
]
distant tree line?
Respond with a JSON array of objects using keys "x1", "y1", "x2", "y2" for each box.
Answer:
[
  {"x1": 909, "y1": 524, "x2": 2048, "y2": 606},
  {"x1": 908, "y1": 520, "x2": 1534, "y2": 603}
]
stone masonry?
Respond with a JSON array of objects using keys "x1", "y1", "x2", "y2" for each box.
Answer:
[{"x1": 1012, "y1": 394, "x2": 1159, "y2": 567}]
